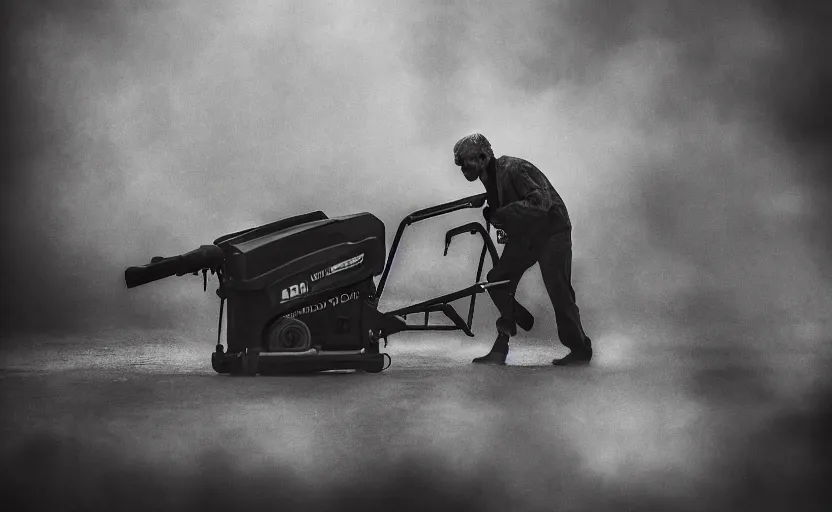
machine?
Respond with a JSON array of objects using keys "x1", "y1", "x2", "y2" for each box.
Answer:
[{"x1": 124, "y1": 193, "x2": 534, "y2": 375}]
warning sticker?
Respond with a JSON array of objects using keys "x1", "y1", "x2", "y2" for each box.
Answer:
[
  {"x1": 280, "y1": 281, "x2": 309, "y2": 303},
  {"x1": 310, "y1": 253, "x2": 364, "y2": 282}
]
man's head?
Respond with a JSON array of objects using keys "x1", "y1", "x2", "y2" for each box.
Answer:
[{"x1": 453, "y1": 133, "x2": 494, "y2": 182}]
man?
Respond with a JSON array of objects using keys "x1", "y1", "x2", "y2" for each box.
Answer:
[{"x1": 453, "y1": 133, "x2": 593, "y2": 366}]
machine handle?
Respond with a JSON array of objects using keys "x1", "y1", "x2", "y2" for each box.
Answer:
[
  {"x1": 124, "y1": 244, "x2": 225, "y2": 289},
  {"x1": 376, "y1": 193, "x2": 488, "y2": 300}
]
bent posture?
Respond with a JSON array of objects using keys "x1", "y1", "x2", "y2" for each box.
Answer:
[{"x1": 453, "y1": 133, "x2": 592, "y2": 366}]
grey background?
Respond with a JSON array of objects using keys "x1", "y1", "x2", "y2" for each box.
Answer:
[
  {"x1": 3, "y1": 1, "x2": 830, "y2": 352},
  {"x1": 1, "y1": 1, "x2": 830, "y2": 510}
]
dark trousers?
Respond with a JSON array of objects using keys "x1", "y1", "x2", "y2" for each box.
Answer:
[{"x1": 486, "y1": 233, "x2": 591, "y2": 352}]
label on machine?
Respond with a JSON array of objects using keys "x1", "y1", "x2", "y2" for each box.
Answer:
[
  {"x1": 280, "y1": 253, "x2": 365, "y2": 304},
  {"x1": 284, "y1": 290, "x2": 362, "y2": 319},
  {"x1": 310, "y1": 253, "x2": 364, "y2": 282}
]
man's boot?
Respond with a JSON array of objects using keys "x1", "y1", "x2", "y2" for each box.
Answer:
[
  {"x1": 473, "y1": 333, "x2": 509, "y2": 365},
  {"x1": 552, "y1": 338, "x2": 592, "y2": 366}
]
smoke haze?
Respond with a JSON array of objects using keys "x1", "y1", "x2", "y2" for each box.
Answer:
[
  {"x1": 2, "y1": 2, "x2": 831, "y2": 510},
  {"x1": 3, "y1": 0, "x2": 830, "y2": 361}
]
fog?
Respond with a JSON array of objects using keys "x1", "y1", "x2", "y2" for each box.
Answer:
[
  {"x1": 1, "y1": 2, "x2": 831, "y2": 509},
  {"x1": 3, "y1": 0, "x2": 829, "y2": 361}
]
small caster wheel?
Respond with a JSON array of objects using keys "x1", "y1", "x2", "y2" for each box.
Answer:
[
  {"x1": 241, "y1": 348, "x2": 260, "y2": 376},
  {"x1": 211, "y1": 352, "x2": 230, "y2": 374},
  {"x1": 363, "y1": 360, "x2": 384, "y2": 373}
]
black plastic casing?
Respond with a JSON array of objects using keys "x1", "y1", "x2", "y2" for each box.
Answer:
[{"x1": 214, "y1": 211, "x2": 386, "y2": 353}]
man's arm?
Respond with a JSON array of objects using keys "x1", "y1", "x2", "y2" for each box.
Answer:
[{"x1": 491, "y1": 161, "x2": 555, "y2": 232}]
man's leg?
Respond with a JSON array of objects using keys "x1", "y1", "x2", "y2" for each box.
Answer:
[
  {"x1": 473, "y1": 241, "x2": 537, "y2": 364},
  {"x1": 513, "y1": 300, "x2": 535, "y2": 332},
  {"x1": 538, "y1": 243, "x2": 592, "y2": 364}
]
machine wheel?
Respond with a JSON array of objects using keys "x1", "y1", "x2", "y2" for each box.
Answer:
[{"x1": 265, "y1": 317, "x2": 312, "y2": 352}]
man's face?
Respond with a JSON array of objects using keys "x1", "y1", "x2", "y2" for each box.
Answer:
[{"x1": 457, "y1": 148, "x2": 490, "y2": 182}]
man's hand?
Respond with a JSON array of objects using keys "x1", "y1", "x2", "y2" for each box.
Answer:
[{"x1": 485, "y1": 206, "x2": 506, "y2": 228}]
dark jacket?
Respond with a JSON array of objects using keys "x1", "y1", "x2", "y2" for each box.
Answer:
[{"x1": 487, "y1": 156, "x2": 572, "y2": 248}]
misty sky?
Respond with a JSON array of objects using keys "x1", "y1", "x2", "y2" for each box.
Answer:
[{"x1": 2, "y1": 0, "x2": 830, "y2": 379}]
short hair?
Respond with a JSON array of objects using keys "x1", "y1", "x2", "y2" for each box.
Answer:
[{"x1": 453, "y1": 133, "x2": 494, "y2": 165}]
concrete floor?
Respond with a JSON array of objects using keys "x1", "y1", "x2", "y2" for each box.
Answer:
[{"x1": 1, "y1": 327, "x2": 829, "y2": 511}]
